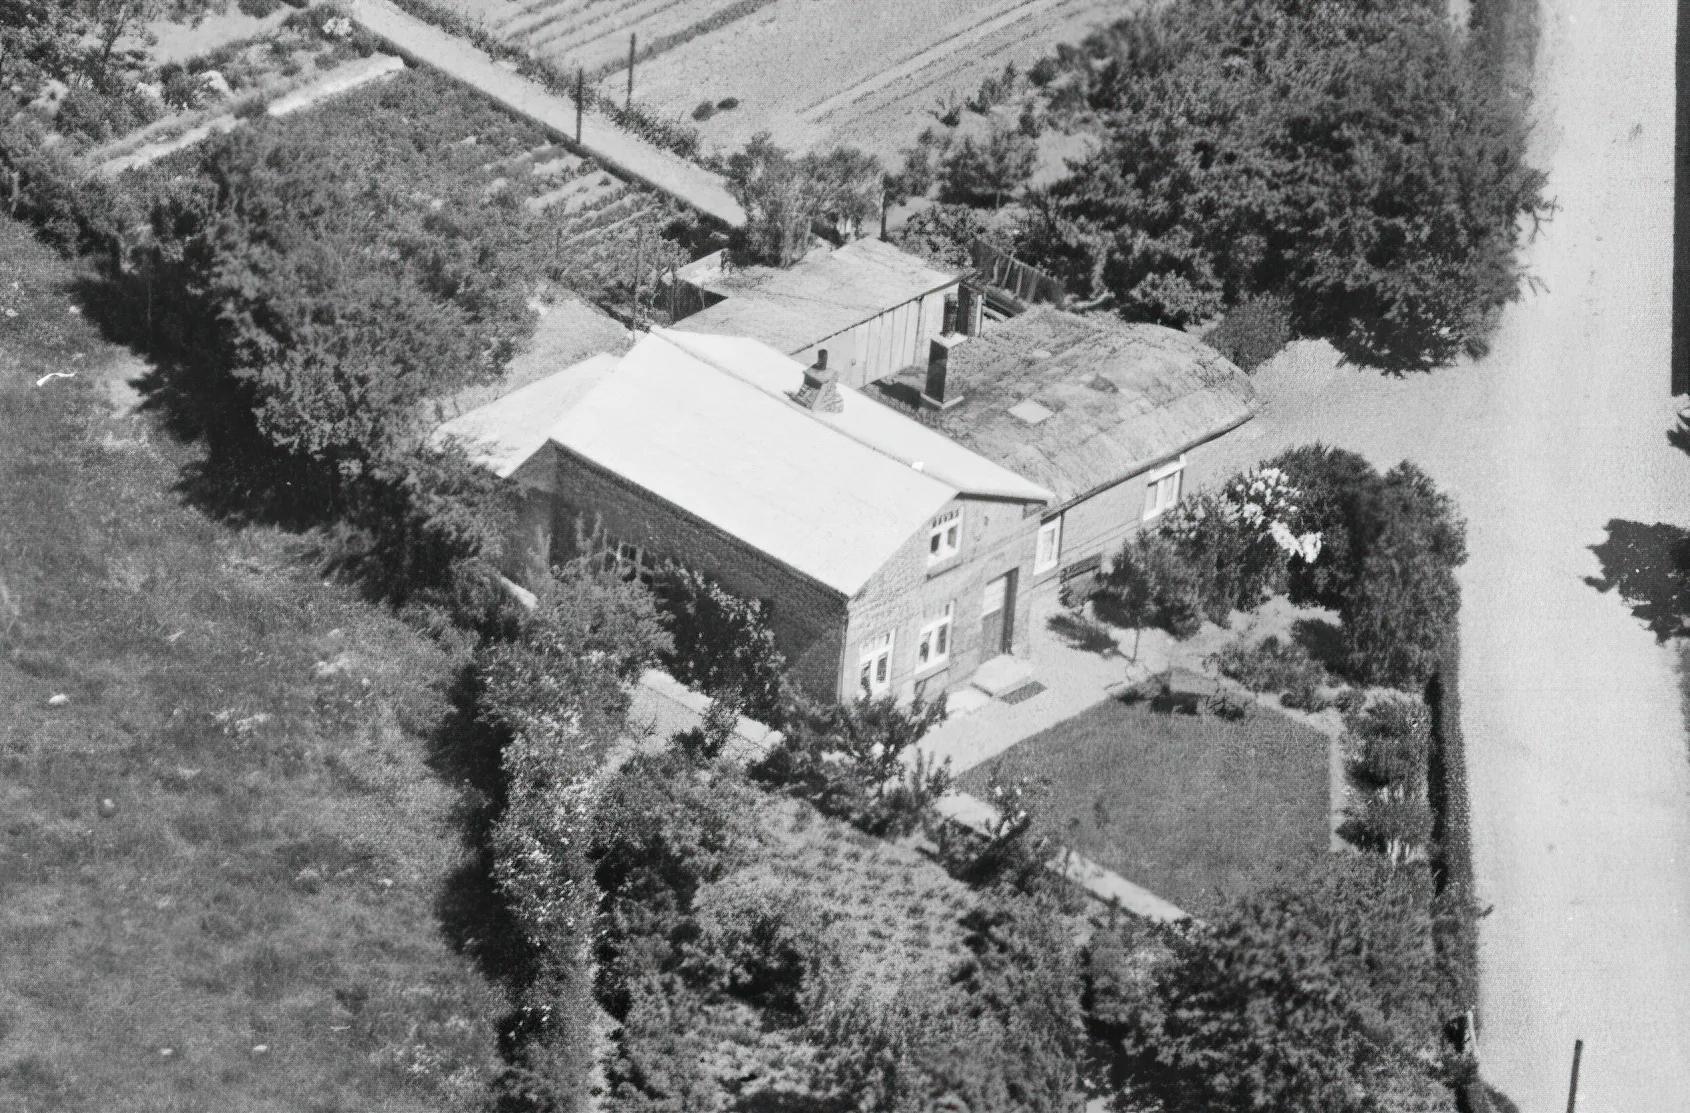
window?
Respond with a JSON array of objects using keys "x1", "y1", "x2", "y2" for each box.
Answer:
[
  {"x1": 1035, "y1": 517, "x2": 1062, "y2": 574},
  {"x1": 917, "y1": 603, "x2": 954, "y2": 671},
  {"x1": 859, "y1": 631, "x2": 894, "y2": 696},
  {"x1": 928, "y1": 509, "x2": 961, "y2": 564},
  {"x1": 596, "y1": 536, "x2": 659, "y2": 582},
  {"x1": 1143, "y1": 456, "x2": 1185, "y2": 521}
]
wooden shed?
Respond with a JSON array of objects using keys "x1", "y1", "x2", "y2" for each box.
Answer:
[{"x1": 674, "y1": 239, "x2": 963, "y2": 389}]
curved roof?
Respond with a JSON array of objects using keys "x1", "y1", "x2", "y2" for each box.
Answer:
[{"x1": 879, "y1": 309, "x2": 1260, "y2": 505}]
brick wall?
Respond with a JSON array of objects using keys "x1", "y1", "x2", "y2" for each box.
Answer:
[
  {"x1": 844, "y1": 494, "x2": 1041, "y2": 703},
  {"x1": 542, "y1": 447, "x2": 851, "y2": 701}
]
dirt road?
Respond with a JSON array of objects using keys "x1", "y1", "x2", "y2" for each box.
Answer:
[{"x1": 1235, "y1": 3, "x2": 1690, "y2": 1106}]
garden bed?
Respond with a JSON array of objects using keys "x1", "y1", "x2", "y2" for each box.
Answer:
[{"x1": 957, "y1": 696, "x2": 1331, "y2": 916}]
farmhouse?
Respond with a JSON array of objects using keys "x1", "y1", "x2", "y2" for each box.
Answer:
[
  {"x1": 876, "y1": 307, "x2": 1261, "y2": 600},
  {"x1": 438, "y1": 328, "x2": 1052, "y2": 704},
  {"x1": 674, "y1": 238, "x2": 968, "y2": 389}
]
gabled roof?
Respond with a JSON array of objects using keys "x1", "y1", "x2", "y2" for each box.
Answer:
[
  {"x1": 438, "y1": 332, "x2": 979, "y2": 597},
  {"x1": 679, "y1": 238, "x2": 960, "y2": 354},
  {"x1": 663, "y1": 331, "x2": 1052, "y2": 504},
  {"x1": 434, "y1": 353, "x2": 619, "y2": 478},
  {"x1": 879, "y1": 309, "x2": 1260, "y2": 505}
]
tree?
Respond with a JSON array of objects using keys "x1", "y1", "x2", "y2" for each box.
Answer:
[
  {"x1": 725, "y1": 132, "x2": 883, "y2": 266},
  {"x1": 1128, "y1": 858, "x2": 1456, "y2": 1113},
  {"x1": 0, "y1": 1, "x2": 85, "y2": 95},
  {"x1": 939, "y1": 121, "x2": 1038, "y2": 208},
  {"x1": 1032, "y1": 0, "x2": 1546, "y2": 367},
  {"x1": 751, "y1": 692, "x2": 950, "y2": 838}
]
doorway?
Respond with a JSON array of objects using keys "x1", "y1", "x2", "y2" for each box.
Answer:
[{"x1": 981, "y1": 570, "x2": 1018, "y2": 655}]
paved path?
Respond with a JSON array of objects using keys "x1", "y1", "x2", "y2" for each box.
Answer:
[
  {"x1": 1223, "y1": 4, "x2": 1690, "y2": 1104},
  {"x1": 348, "y1": 0, "x2": 746, "y2": 229}
]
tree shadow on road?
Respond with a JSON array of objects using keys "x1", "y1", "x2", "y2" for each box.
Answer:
[{"x1": 1585, "y1": 519, "x2": 1690, "y2": 641}]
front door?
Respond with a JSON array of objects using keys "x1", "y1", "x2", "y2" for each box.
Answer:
[{"x1": 981, "y1": 570, "x2": 1018, "y2": 655}]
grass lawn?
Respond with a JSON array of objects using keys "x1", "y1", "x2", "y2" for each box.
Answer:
[
  {"x1": 0, "y1": 219, "x2": 505, "y2": 1110},
  {"x1": 958, "y1": 696, "x2": 1332, "y2": 917}
]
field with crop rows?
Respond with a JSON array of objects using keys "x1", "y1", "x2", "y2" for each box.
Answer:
[
  {"x1": 593, "y1": 0, "x2": 1127, "y2": 161},
  {"x1": 427, "y1": 0, "x2": 783, "y2": 78}
]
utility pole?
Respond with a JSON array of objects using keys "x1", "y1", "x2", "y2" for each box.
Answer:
[
  {"x1": 1566, "y1": 1039, "x2": 1584, "y2": 1113},
  {"x1": 626, "y1": 33, "x2": 636, "y2": 110},
  {"x1": 575, "y1": 66, "x2": 584, "y2": 145}
]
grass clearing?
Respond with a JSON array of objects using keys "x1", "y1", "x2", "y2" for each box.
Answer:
[
  {"x1": 0, "y1": 218, "x2": 505, "y2": 1111},
  {"x1": 957, "y1": 696, "x2": 1331, "y2": 916}
]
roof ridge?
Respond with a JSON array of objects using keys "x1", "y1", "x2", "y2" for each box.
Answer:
[
  {"x1": 646, "y1": 328, "x2": 966, "y2": 490},
  {"x1": 654, "y1": 330, "x2": 1048, "y2": 503}
]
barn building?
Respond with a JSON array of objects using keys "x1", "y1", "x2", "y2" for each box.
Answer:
[
  {"x1": 876, "y1": 307, "x2": 1262, "y2": 603},
  {"x1": 674, "y1": 238, "x2": 968, "y2": 389},
  {"x1": 437, "y1": 328, "x2": 1052, "y2": 704}
]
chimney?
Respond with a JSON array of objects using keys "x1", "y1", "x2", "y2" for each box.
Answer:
[
  {"x1": 957, "y1": 283, "x2": 982, "y2": 337},
  {"x1": 922, "y1": 334, "x2": 967, "y2": 410},
  {"x1": 793, "y1": 349, "x2": 844, "y2": 413}
]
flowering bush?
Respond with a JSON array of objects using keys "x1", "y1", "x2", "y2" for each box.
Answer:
[{"x1": 1159, "y1": 465, "x2": 1321, "y2": 623}]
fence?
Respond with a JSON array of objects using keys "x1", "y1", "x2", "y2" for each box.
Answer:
[{"x1": 970, "y1": 237, "x2": 1066, "y2": 308}]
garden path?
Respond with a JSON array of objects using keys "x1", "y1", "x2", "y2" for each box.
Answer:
[
  {"x1": 1213, "y1": 3, "x2": 1690, "y2": 1104},
  {"x1": 346, "y1": 0, "x2": 748, "y2": 228}
]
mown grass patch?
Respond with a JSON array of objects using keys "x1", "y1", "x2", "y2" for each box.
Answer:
[
  {"x1": 0, "y1": 217, "x2": 504, "y2": 1111},
  {"x1": 958, "y1": 697, "x2": 1330, "y2": 916}
]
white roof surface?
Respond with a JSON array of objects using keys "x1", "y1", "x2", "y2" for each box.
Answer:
[
  {"x1": 442, "y1": 331, "x2": 1017, "y2": 596},
  {"x1": 661, "y1": 332, "x2": 1053, "y2": 504},
  {"x1": 434, "y1": 353, "x2": 618, "y2": 477}
]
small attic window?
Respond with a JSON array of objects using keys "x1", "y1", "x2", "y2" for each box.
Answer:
[
  {"x1": 1008, "y1": 399, "x2": 1054, "y2": 425},
  {"x1": 1088, "y1": 375, "x2": 1118, "y2": 393}
]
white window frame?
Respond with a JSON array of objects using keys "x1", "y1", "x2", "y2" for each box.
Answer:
[
  {"x1": 927, "y1": 508, "x2": 961, "y2": 565},
  {"x1": 1142, "y1": 455, "x2": 1186, "y2": 521},
  {"x1": 916, "y1": 603, "x2": 954, "y2": 672},
  {"x1": 858, "y1": 631, "x2": 894, "y2": 696},
  {"x1": 1034, "y1": 516, "x2": 1063, "y2": 575}
]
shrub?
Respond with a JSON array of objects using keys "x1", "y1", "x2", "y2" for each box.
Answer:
[
  {"x1": 680, "y1": 875, "x2": 839, "y2": 1019},
  {"x1": 54, "y1": 85, "x2": 162, "y2": 145},
  {"x1": 751, "y1": 693, "x2": 950, "y2": 839},
  {"x1": 651, "y1": 564, "x2": 789, "y2": 726},
  {"x1": 715, "y1": 96, "x2": 739, "y2": 111},
  {"x1": 1270, "y1": 444, "x2": 1382, "y2": 609},
  {"x1": 1339, "y1": 464, "x2": 1466, "y2": 689},
  {"x1": 939, "y1": 765, "x2": 1053, "y2": 892},
  {"x1": 1127, "y1": 857, "x2": 1455, "y2": 1113},
  {"x1": 671, "y1": 696, "x2": 739, "y2": 763},
  {"x1": 591, "y1": 751, "x2": 759, "y2": 1019},
  {"x1": 474, "y1": 558, "x2": 672, "y2": 1112},
  {"x1": 1097, "y1": 531, "x2": 1206, "y2": 639},
  {"x1": 690, "y1": 99, "x2": 716, "y2": 121},
  {"x1": 887, "y1": 199, "x2": 991, "y2": 269},
  {"x1": 1210, "y1": 634, "x2": 1326, "y2": 696},
  {"x1": 1204, "y1": 294, "x2": 1291, "y2": 371},
  {"x1": 808, "y1": 894, "x2": 1086, "y2": 1113},
  {"x1": 1344, "y1": 695, "x2": 1432, "y2": 794},
  {"x1": 1342, "y1": 793, "x2": 1434, "y2": 864}
]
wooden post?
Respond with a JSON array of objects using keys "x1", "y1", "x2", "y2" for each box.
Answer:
[
  {"x1": 632, "y1": 223, "x2": 644, "y2": 327},
  {"x1": 1566, "y1": 1039, "x2": 1584, "y2": 1113},
  {"x1": 879, "y1": 187, "x2": 888, "y2": 240},
  {"x1": 575, "y1": 66, "x2": 584, "y2": 144},
  {"x1": 626, "y1": 33, "x2": 636, "y2": 110}
]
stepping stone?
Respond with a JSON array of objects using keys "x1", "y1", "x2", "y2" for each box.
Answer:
[{"x1": 971, "y1": 654, "x2": 1036, "y2": 699}]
